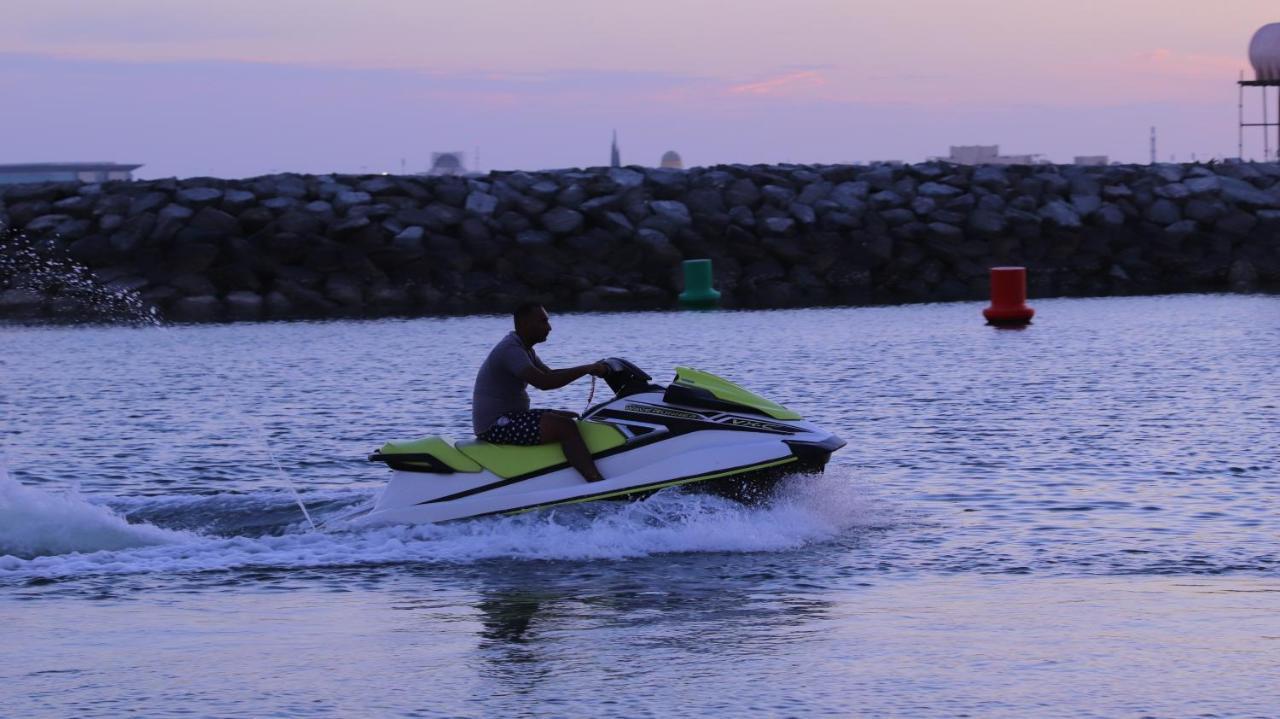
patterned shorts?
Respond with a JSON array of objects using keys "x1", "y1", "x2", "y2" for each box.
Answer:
[{"x1": 478, "y1": 409, "x2": 549, "y2": 446}]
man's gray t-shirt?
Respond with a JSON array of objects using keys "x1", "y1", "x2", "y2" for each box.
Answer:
[{"x1": 472, "y1": 332, "x2": 550, "y2": 434}]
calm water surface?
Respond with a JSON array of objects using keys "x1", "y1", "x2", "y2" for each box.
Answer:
[{"x1": 2, "y1": 295, "x2": 1278, "y2": 717}]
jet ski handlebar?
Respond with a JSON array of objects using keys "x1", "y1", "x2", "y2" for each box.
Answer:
[{"x1": 599, "y1": 357, "x2": 661, "y2": 397}]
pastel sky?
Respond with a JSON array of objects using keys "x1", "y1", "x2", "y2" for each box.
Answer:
[{"x1": 2, "y1": 0, "x2": 1277, "y2": 177}]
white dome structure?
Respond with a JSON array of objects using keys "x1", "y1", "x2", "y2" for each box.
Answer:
[{"x1": 1249, "y1": 23, "x2": 1280, "y2": 81}]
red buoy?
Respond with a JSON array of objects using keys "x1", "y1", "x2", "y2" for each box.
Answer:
[{"x1": 983, "y1": 266, "x2": 1035, "y2": 326}]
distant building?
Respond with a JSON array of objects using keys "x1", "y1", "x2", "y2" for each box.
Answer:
[
  {"x1": 1073, "y1": 155, "x2": 1109, "y2": 166},
  {"x1": 428, "y1": 152, "x2": 467, "y2": 176},
  {"x1": 659, "y1": 150, "x2": 683, "y2": 169},
  {"x1": 0, "y1": 162, "x2": 142, "y2": 185},
  {"x1": 943, "y1": 145, "x2": 1042, "y2": 165},
  {"x1": 611, "y1": 131, "x2": 621, "y2": 168}
]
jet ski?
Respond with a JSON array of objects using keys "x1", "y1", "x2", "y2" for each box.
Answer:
[{"x1": 354, "y1": 359, "x2": 845, "y2": 525}]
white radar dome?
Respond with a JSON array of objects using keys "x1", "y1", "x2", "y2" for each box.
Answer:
[{"x1": 1249, "y1": 23, "x2": 1280, "y2": 81}]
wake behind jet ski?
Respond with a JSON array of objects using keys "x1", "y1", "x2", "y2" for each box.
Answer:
[{"x1": 355, "y1": 359, "x2": 845, "y2": 525}]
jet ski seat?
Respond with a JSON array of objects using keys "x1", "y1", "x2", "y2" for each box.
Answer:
[
  {"x1": 455, "y1": 421, "x2": 625, "y2": 478},
  {"x1": 372, "y1": 436, "x2": 484, "y2": 473}
]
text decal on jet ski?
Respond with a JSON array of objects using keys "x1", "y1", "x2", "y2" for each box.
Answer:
[
  {"x1": 623, "y1": 403, "x2": 706, "y2": 420},
  {"x1": 721, "y1": 417, "x2": 799, "y2": 433}
]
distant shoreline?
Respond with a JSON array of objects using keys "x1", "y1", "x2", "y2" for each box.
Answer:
[{"x1": 2, "y1": 162, "x2": 1278, "y2": 322}]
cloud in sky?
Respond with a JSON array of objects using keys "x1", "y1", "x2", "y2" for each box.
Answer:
[{"x1": 727, "y1": 71, "x2": 828, "y2": 97}]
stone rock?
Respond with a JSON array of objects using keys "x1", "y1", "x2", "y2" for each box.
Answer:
[
  {"x1": 1215, "y1": 211, "x2": 1257, "y2": 235},
  {"x1": 869, "y1": 190, "x2": 904, "y2": 210},
  {"x1": 719, "y1": 178, "x2": 759, "y2": 208},
  {"x1": 911, "y1": 197, "x2": 937, "y2": 216},
  {"x1": 99, "y1": 213, "x2": 124, "y2": 233},
  {"x1": 880, "y1": 208, "x2": 915, "y2": 226},
  {"x1": 762, "y1": 185, "x2": 795, "y2": 207},
  {"x1": 1038, "y1": 200, "x2": 1082, "y2": 228},
  {"x1": 601, "y1": 211, "x2": 634, "y2": 234},
  {"x1": 1145, "y1": 199, "x2": 1180, "y2": 225},
  {"x1": 264, "y1": 291, "x2": 294, "y2": 317},
  {"x1": 1152, "y1": 164, "x2": 1183, "y2": 183},
  {"x1": 24, "y1": 214, "x2": 73, "y2": 234},
  {"x1": 465, "y1": 191, "x2": 499, "y2": 216},
  {"x1": 1069, "y1": 174, "x2": 1100, "y2": 196},
  {"x1": 650, "y1": 200, "x2": 692, "y2": 227},
  {"x1": 52, "y1": 195, "x2": 93, "y2": 215},
  {"x1": 762, "y1": 217, "x2": 795, "y2": 234},
  {"x1": 332, "y1": 215, "x2": 371, "y2": 234},
  {"x1": 917, "y1": 182, "x2": 962, "y2": 199},
  {"x1": 222, "y1": 190, "x2": 256, "y2": 212},
  {"x1": 580, "y1": 193, "x2": 623, "y2": 214},
  {"x1": 790, "y1": 202, "x2": 816, "y2": 225},
  {"x1": 179, "y1": 207, "x2": 239, "y2": 242},
  {"x1": 862, "y1": 165, "x2": 896, "y2": 191},
  {"x1": 1184, "y1": 199, "x2": 1225, "y2": 223},
  {"x1": 263, "y1": 197, "x2": 299, "y2": 212},
  {"x1": 728, "y1": 206, "x2": 755, "y2": 227},
  {"x1": 0, "y1": 288, "x2": 44, "y2": 313},
  {"x1": 556, "y1": 184, "x2": 588, "y2": 209},
  {"x1": 305, "y1": 200, "x2": 335, "y2": 216},
  {"x1": 225, "y1": 291, "x2": 263, "y2": 319},
  {"x1": 797, "y1": 181, "x2": 832, "y2": 205},
  {"x1": 358, "y1": 176, "x2": 398, "y2": 195},
  {"x1": 1164, "y1": 219, "x2": 1197, "y2": 237},
  {"x1": 335, "y1": 190, "x2": 372, "y2": 211},
  {"x1": 1218, "y1": 176, "x2": 1277, "y2": 207},
  {"x1": 1094, "y1": 204, "x2": 1125, "y2": 226},
  {"x1": 1070, "y1": 193, "x2": 1102, "y2": 216},
  {"x1": 176, "y1": 187, "x2": 223, "y2": 205},
  {"x1": 972, "y1": 166, "x2": 1009, "y2": 189},
  {"x1": 968, "y1": 209, "x2": 1007, "y2": 235},
  {"x1": 109, "y1": 213, "x2": 155, "y2": 253},
  {"x1": 170, "y1": 273, "x2": 218, "y2": 296},
  {"x1": 1154, "y1": 183, "x2": 1190, "y2": 200},
  {"x1": 325, "y1": 274, "x2": 364, "y2": 306},
  {"x1": 275, "y1": 211, "x2": 325, "y2": 236},
  {"x1": 424, "y1": 202, "x2": 464, "y2": 227},
  {"x1": 1229, "y1": 259, "x2": 1258, "y2": 292},
  {"x1": 830, "y1": 183, "x2": 868, "y2": 213},
  {"x1": 516, "y1": 230, "x2": 554, "y2": 246},
  {"x1": 1184, "y1": 176, "x2": 1222, "y2": 196},
  {"x1": 683, "y1": 187, "x2": 724, "y2": 216},
  {"x1": 169, "y1": 295, "x2": 223, "y2": 321},
  {"x1": 608, "y1": 168, "x2": 644, "y2": 188},
  {"x1": 168, "y1": 241, "x2": 220, "y2": 274},
  {"x1": 541, "y1": 207, "x2": 584, "y2": 235},
  {"x1": 927, "y1": 222, "x2": 963, "y2": 241},
  {"x1": 1102, "y1": 184, "x2": 1133, "y2": 199}
]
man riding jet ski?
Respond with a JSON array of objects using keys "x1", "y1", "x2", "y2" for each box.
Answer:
[{"x1": 358, "y1": 306, "x2": 845, "y2": 526}]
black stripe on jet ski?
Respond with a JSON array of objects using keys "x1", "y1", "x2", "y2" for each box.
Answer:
[
  {"x1": 591, "y1": 409, "x2": 800, "y2": 437},
  {"x1": 460, "y1": 455, "x2": 801, "y2": 519},
  {"x1": 416, "y1": 433, "x2": 680, "y2": 504}
]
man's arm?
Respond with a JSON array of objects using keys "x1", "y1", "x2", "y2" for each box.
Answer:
[{"x1": 520, "y1": 362, "x2": 608, "y2": 391}]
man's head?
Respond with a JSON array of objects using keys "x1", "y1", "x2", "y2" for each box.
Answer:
[{"x1": 513, "y1": 302, "x2": 551, "y2": 345}]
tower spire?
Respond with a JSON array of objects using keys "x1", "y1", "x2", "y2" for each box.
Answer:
[{"x1": 610, "y1": 130, "x2": 621, "y2": 168}]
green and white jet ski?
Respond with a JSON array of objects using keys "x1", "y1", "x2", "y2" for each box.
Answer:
[{"x1": 356, "y1": 358, "x2": 845, "y2": 525}]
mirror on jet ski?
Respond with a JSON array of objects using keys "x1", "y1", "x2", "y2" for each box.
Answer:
[{"x1": 600, "y1": 357, "x2": 660, "y2": 397}]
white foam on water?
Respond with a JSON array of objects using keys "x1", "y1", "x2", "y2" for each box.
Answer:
[
  {"x1": 0, "y1": 468, "x2": 883, "y2": 581},
  {"x1": 0, "y1": 469, "x2": 195, "y2": 561}
]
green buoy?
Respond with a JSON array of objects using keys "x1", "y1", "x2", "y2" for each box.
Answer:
[{"x1": 678, "y1": 258, "x2": 721, "y2": 309}]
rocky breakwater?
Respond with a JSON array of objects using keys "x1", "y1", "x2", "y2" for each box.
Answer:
[{"x1": 1, "y1": 161, "x2": 1278, "y2": 322}]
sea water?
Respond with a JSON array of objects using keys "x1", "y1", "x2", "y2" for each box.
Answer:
[{"x1": 2, "y1": 295, "x2": 1278, "y2": 717}]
